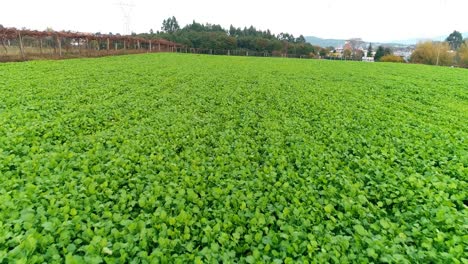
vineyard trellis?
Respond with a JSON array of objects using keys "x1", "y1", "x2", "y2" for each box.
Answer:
[{"x1": 0, "y1": 27, "x2": 181, "y2": 61}]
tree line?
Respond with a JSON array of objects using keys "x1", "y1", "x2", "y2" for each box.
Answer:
[
  {"x1": 335, "y1": 31, "x2": 468, "y2": 67},
  {"x1": 140, "y1": 18, "x2": 468, "y2": 67},
  {"x1": 410, "y1": 31, "x2": 468, "y2": 67},
  {"x1": 139, "y1": 17, "x2": 326, "y2": 57}
]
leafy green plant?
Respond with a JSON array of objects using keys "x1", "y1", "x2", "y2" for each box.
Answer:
[{"x1": 0, "y1": 54, "x2": 467, "y2": 263}]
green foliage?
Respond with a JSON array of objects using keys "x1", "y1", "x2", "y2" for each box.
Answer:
[
  {"x1": 446, "y1": 30, "x2": 463, "y2": 50},
  {"x1": 142, "y1": 19, "x2": 319, "y2": 56},
  {"x1": 374, "y1": 46, "x2": 392, "y2": 61},
  {"x1": 0, "y1": 54, "x2": 467, "y2": 262},
  {"x1": 367, "y1": 43, "x2": 373, "y2": 57},
  {"x1": 161, "y1": 16, "x2": 180, "y2": 33},
  {"x1": 295, "y1": 35, "x2": 306, "y2": 44}
]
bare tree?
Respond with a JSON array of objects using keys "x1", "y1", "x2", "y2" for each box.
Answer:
[{"x1": 347, "y1": 38, "x2": 365, "y2": 51}]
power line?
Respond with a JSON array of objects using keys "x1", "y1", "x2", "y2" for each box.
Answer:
[{"x1": 115, "y1": 1, "x2": 135, "y2": 35}]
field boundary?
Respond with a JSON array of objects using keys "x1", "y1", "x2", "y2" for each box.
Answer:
[{"x1": 0, "y1": 27, "x2": 181, "y2": 62}]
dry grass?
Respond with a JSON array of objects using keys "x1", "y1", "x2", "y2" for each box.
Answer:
[{"x1": 0, "y1": 45, "x2": 174, "y2": 62}]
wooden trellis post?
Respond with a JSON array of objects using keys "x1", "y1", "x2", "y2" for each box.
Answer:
[
  {"x1": 59, "y1": 36, "x2": 62, "y2": 57},
  {"x1": 18, "y1": 31, "x2": 25, "y2": 60},
  {"x1": 0, "y1": 29, "x2": 181, "y2": 59},
  {"x1": 39, "y1": 38, "x2": 43, "y2": 55},
  {"x1": 1, "y1": 38, "x2": 8, "y2": 54},
  {"x1": 85, "y1": 38, "x2": 89, "y2": 56},
  {"x1": 56, "y1": 35, "x2": 62, "y2": 57}
]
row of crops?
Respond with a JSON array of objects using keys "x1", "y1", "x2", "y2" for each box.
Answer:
[{"x1": 0, "y1": 54, "x2": 467, "y2": 263}]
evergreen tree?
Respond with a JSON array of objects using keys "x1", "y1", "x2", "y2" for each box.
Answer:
[
  {"x1": 145, "y1": 18, "x2": 318, "y2": 57},
  {"x1": 161, "y1": 16, "x2": 180, "y2": 33},
  {"x1": 367, "y1": 43, "x2": 373, "y2": 57},
  {"x1": 296, "y1": 35, "x2": 306, "y2": 43},
  {"x1": 374, "y1": 46, "x2": 385, "y2": 61},
  {"x1": 446, "y1": 30, "x2": 463, "y2": 50},
  {"x1": 384, "y1": 47, "x2": 392, "y2": 56},
  {"x1": 375, "y1": 46, "x2": 393, "y2": 62},
  {"x1": 229, "y1": 25, "x2": 236, "y2": 36}
]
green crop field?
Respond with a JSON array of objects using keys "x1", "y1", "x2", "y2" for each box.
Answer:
[{"x1": 0, "y1": 53, "x2": 467, "y2": 263}]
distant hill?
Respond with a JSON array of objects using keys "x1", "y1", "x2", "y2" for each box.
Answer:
[
  {"x1": 390, "y1": 32, "x2": 468, "y2": 45},
  {"x1": 307, "y1": 32, "x2": 468, "y2": 48},
  {"x1": 305, "y1": 36, "x2": 346, "y2": 48},
  {"x1": 305, "y1": 36, "x2": 407, "y2": 48}
]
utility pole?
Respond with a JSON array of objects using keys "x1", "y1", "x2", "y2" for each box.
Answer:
[{"x1": 115, "y1": 1, "x2": 135, "y2": 35}]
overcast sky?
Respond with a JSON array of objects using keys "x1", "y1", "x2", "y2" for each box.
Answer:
[{"x1": 2, "y1": 0, "x2": 467, "y2": 42}]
